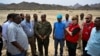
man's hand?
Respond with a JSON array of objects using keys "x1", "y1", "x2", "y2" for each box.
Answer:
[
  {"x1": 19, "y1": 47, "x2": 25, "y2": 53},
  {"x1": 11, "y1": 41, "x2": 25, "y2": 53},
  {"x1": 43, "y1": 35, "x2": 46, "y2": 40},
  {"x1": 39, "y1": 35, "x2": 43, "y2": 40}
]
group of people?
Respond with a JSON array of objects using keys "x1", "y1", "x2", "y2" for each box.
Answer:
[
  {"x1": 0, "y1": 13, "x2": 52, "y2": 56},
  {"x1": 0, "y1": 12, "x2": 100, "y2": 56}
]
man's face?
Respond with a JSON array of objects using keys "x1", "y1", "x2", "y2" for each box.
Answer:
[
  {"x1": 85, "y1": 15, "x2": 92, "y2": 23},
  {"x1": 41, "y1": 15, "x2": 46, "y2": 21},
  {"x1": 21, "y1": 14, "x2": 24, "y2": 18},
  {"x1": 16, "y1": 15, "x2": 22, "y2": 24},
  {"x1": 9, "y1": 18, "x2": 13, "y2": 22},
  {"x1": 33, "y1": 14, "x2": 38, "y2": 21},
  {"x1": 65, "y1": 14, "x2": 69, "y2": 20},
  {"x1": 94, "y1": 19, "x2": 100, "y2": 27},
  {"x1": 26, "y1": 15, "x2": 30, "y2": 22},
  {"x1": 57, "y1": 18, "x2": 62, "y2": 22},
  {"x1": 80, "y1": 13, "x2": 84, "y2": 19}
]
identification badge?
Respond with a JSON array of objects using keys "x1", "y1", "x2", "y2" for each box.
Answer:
[{"x1": 30, "y1": 29, "x2": 32, "y2": 32}]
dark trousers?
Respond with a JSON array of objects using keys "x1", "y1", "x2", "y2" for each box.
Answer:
[
  {"x1": 67, "y1": 41, "x2": 77, "y2": 56},
  {"x1": 54, "y1": 38, "x2": 64, "y2": 56},
  {"x1": 7, "y1": 51, "x2": 12, "y2": 56},
  {"x1": 82, "y1": 40, "x2": 87, "y2": 53},
  {"x1": 37, "y1": 37, "x2": 49, "y2": 56},
  {"x1": 11, "y1": 51, "x2": 27, "y2": 56},
  {"x1": 0, "y1": 38, "x2": 3, "y2": 56},
  {"x1": 83, "y1": 50, "x2": 91, "y2": 56}
]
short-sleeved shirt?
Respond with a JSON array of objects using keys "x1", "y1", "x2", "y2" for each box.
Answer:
[
  {"x1": 62, "y1": 20, "x2": 71, "y2": 28},
  {"x1": 85, "y1": 27, "x2": 100, "y2": 56},
  {"x1": 54, "y1": 22, "x2": 65, "y2": 39},
  {"x1": 21, "y1": 20, "x2": 34, "y2": 37},
  {"x1": 2, "y1": 20, "x2": 11, "y2": 41},
  {"x1": 7, "y1": 22, "x2": 28, "y2": 55}
]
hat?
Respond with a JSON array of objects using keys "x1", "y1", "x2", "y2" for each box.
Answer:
[{"x1": 57, "y1": 14, "x2": 62, "y2": 19}]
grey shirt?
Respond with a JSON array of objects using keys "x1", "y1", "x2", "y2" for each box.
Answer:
[{"x1": 7, "y1": 22, "x2": 28, "y2": 55}]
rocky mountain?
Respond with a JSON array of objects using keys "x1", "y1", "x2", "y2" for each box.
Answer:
[
  {"x1": 73, "y1": 3, "x2": 82, "y2": 9},
  {"x1": 0, "y1": 2, "x2": 70, "y2": 10},
  {"x1": 90, "y1": 3, "x2": 100, "y2": 10},
  {"x1": 0, "y1": 2, "x2": 100, "y2": 10}
]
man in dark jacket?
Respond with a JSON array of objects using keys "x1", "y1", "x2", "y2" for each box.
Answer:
[
  {"x1": 0, "y1": 25, "x2": 3, "y2": 56},
  {"x1": 35, "y1": 14, "x2": 52, "y2": 56}
]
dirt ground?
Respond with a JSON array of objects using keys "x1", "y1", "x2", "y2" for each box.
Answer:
[{"x1": 0, "y1": 10, "x2": 100, "y2": 56}]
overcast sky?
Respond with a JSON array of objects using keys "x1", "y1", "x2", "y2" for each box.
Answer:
[{"x1": 0, "y1": 0, "x2": 100, "y2": 6}]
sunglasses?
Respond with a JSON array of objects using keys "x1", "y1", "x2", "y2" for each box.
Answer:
[
  {"x1": 94, "y1": 19, "x2": 100, "y2": 22},
  {"x1": 72, "y1": 19, "x2": 76, "y2": 20},
  {"x1": 85, "y1": 18, "x2": 90, "y2": 19}
]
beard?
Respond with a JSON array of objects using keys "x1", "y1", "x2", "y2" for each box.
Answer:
[
  {"x1": 34, "y1": 18, "x2": 37, "y2": 21},
  {"x1": 86, "y1": 20, "x2": 91, "y2": 23}
]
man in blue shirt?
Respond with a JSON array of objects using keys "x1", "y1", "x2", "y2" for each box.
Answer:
[
  {"x1": 62, "y1": 14, "x2": 71, "y2": 50},
  {"x1": 21, "y1": 14, "x2": 36, "y2": 56},
  {"x1": 84, "y1": 17, "x2": 100, "y2": 56},
  {"x1": 62, "y1": 14, "x2": 71, "y2": 28},
  {"x1": 53, "y1": 14, "x2": 65, "y2": 56}
]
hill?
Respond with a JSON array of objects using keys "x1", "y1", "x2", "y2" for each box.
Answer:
[
  {"x1": 0, "y1": 2, "x2": 70, "y2": 10},
  {"x1": 0, "y1": 2, "x2": 100, "y2": 10}
]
